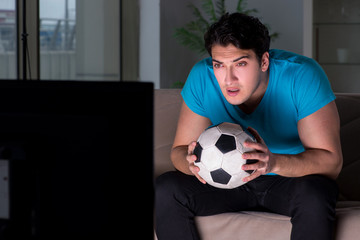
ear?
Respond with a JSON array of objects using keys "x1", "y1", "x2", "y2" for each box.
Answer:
[{"x1": 260, "y1": 52, "x2": 270, "y2": 72}]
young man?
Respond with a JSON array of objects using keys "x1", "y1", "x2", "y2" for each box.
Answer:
[{"x1": 155, "y1": 13, "x2": 343, "y2": 240}]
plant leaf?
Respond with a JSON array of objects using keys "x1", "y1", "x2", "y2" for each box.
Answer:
[
  {"x1": 243, "y1": 8, "x2": 258, "y2": 15},
  {"x1": 188, "y1": 3, "x2": 210, "y2": 32},
  {"x1": 173, "y1": 0, "x2": 280, "y2": 56},
  {"x1": 185, "y1": 21, "x2": 204, "y2": 33},
  {"x1": 201, "y1": 0, "x2": 217, "y2": 23},
  {"x1": 236, "y1": 0, "x2": 258, "y2": 14},
  {"x1": 215, "y1": 0, "x2": 226, "y2": 19},
  {"x1": 174, "y1": 27, "x2": 206, "y2": 54},
  {"x1": 236, "y1": 0, "x2": 245, "y2": 13}
]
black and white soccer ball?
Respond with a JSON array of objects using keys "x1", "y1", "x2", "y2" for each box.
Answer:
[{"x1": 193, "y1": 122, "x2": 257, "y2": 189}]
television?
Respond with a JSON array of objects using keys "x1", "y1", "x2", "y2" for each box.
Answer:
[{"x1": 0, "y1": 80, "x2": 154, "y2": 239}]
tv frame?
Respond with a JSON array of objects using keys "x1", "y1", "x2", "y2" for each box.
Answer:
[{"x1": 0, "y1": 80, "x2": 154, "y2": 239}]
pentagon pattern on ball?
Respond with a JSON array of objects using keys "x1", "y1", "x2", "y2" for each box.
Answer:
[
  {"x1": 215, "y1": 134, "x2": 236, "y2": 154},
  {"x1": 194, "y1": 142, "x2": 202, "y2": 163},
  {"x1": 210, "y1": 168, "x2": 232, "y2": 185}
]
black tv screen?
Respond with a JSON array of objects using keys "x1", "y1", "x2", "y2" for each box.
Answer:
[{"x1": 0, "y1": 80, "x2": 154, "y2": 239}]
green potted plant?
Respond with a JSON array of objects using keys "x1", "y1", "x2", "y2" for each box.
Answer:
[{"x1": 174, "y1": 0, "x2": 279, "y2": 56}]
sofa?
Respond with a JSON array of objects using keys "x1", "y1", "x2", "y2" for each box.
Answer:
[{"x1": 154, "y1": 89, "x2": 360, "y2": 240}]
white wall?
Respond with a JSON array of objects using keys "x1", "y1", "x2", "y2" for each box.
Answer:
[
  {"x1": 76, "y1": 0, "x2": 120, "y2": 80},
  {"x1": 303, "y1": 0, "x2": 313, "y2": 58},
  {"x1": 245, "y1": 0, "x2": 304, "y2": 54},
  {"x1": 160, "y1": 0, "x2": 206, "y2": 88},
  {"x1": 139, "y1": 0, "x2": 160, "y2": 89}
]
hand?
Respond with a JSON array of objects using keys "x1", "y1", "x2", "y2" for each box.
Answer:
[
  {"x1": 241, "y1": 127, "x2": 276, "y2": 182},
  {"x1": 186, "y1": 141, "x2": 207, "y2": 184}
]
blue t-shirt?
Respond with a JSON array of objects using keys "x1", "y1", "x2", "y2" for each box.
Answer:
[{"x1": 181, "y1": 49, "x2": 335, "y2": 155}]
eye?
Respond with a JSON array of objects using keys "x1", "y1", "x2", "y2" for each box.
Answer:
[
  {"x1": 236, "y1": 62, "x2": 247, "y2": 67},
  {"x1": 213, "y1": 63, "x2": 223, "y2": 69}
]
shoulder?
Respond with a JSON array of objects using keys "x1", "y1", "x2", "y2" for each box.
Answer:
[
  {"x1": 189, "y1": 57, "x2": 213, "y2": 75},
  {"x1": 184, "y1": 57, "x2": 216, "y2": 91},
  {"x1": 269, "y1": 49, "x2": 328, "y2": 86},
  {"x1": 181, "y1": 57, "x2": 216, "y2": 118},
  {"x1": 269, "y1": 50, "x2": 334, "y2": 120},
  {"x1": 269, "y1": 49, "x2": 319, "y2": 70}
]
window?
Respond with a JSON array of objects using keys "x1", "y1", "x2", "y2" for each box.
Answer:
[
  {"x1": 0, "y1": 0, "x2": 16, "y2": 79},
  {"x1": 1, "y1": 0, "x2": 137, "y2": 81},
  {"x1": 39, "y1": 0, "x2": 120, "y2": 81}
]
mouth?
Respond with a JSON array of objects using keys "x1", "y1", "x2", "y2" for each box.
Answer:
[{"x1": 226, "y1": 88, "x2": 240, "y2": 96}]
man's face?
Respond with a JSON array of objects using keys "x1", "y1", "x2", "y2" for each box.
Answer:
[{"x1": 211, "y1": 44, "x2": 269, "y2": 107}]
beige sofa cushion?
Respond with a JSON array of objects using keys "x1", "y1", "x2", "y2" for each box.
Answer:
[
  {"x1": 154, "y1": 89, "x2": 181, "y2": 175},
  {"x1": 196, "y1": 211, "x2": 291, "y2": 240},
  {"x1": 194, "y1": 202, "x2": 360, "y2": 240}
]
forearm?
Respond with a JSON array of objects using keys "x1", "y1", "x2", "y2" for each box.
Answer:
[
  {"x1": 170, "y1": 101, "x2": 211, "y2": 176},
  {"x1": 243, "y1": 104, "x2": 343, "y2": 182},
  {"x1": 272, "y1": 149, "x2": 343, "y2": 179}
]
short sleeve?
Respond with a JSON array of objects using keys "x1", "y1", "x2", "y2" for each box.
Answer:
[
  {"x1": 293, "y1": 58, "x2": 335, "y2": 121},
  {"x1": 181, "y1": 59, "x2": 210, "y2": 118}
]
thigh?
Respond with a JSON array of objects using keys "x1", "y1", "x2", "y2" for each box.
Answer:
[
  {"x1": 155, "y1": 171, "x2": 259, "y2": 216},
  {"x1": 262, "y1": 175, "x2": 338, "y2": 217}
]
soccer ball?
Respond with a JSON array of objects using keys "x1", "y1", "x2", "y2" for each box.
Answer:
[{"x1": 193, "y1": 122, "x2": 257, "y2": 189}]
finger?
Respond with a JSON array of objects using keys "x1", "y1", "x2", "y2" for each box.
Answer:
[
  {"x1": 195, "y1": 173, "x2": 206, "y2": 184},
  {"x1": 186, "y1": 142, "x2": 198, "y2": 164},
  {"x1": 186, "y1": 154, "x2": 197, "y2": 163},
  {"x1": 242, "y1": 151, "x2": 268, "y2": 161},
  {"x1": 189, "y1": 164, "x2": 206, "y2": 184},
  {"x1": 243, "y1": 141, "x2": 267, "y2": 153},
  {"x1": 187, "y1": 141, "x2": 197, "y2": 154},
  {"x1": 189, "y1": 163, "x2": 199, "y2": 173},
  {"x1": 247, "y1": 127, "x2": 264, "y2": 144},
  {"x1": 242, "y1": 161, "x2": 265, "y2": 171},
  {"x1": 242, "y1": 170, "x2": 262, "y2": 183}
]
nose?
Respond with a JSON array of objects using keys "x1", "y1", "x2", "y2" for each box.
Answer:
[{"x1": 224, "y1": 66, "x2": 237, "y2": 86}]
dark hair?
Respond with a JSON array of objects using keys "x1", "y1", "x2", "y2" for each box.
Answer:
[{"x1": 204, "y1": 13, "x2": 270, "y2": 61}]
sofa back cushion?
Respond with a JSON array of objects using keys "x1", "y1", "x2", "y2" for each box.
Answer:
[
  {"x1": 335, "y1": 94, "x2": 360, "y2": 201},
  {"x1": 154, "y1": 89, "x2": 181, "y2": 176}
]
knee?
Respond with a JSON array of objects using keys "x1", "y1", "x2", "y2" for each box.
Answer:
[
  {"x1": 155, "y1": 171, "x2": 176, "y2": 195},
  {"x1": 293, "y1": 175, "x2": 338, "y2": 201},
  {"x1": 155, "y1": 170, "x2": 204, "y2": 207},
  {"x1": 155, "y1": 171, "x2": 186, "y2": 203},
  {"x1": 291, "y1": 175, "x2": 338, "y2": 216}
]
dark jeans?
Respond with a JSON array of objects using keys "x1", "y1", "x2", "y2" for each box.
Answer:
[{"x1": 155, "y1": 171, "x2": 338, "y2": 240}]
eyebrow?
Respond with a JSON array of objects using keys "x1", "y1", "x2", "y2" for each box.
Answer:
[{"x1": 212, "y1": 55, "x2": 250, "y2": 64}]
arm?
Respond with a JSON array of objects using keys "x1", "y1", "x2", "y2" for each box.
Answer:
[
  {"x1": 242, "y1": 101, "x2": 343, "y2": 181},
  {"x1": 171, "y1": 101, "x2": 211, "y2": 180}
]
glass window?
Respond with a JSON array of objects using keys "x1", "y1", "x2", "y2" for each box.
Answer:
[
  {"x1": 39, "y1": 0, "x2": 120, "y2": 81},
  {"x1": 0, "y1": 0, "x2": 16, "y2": 79}
]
